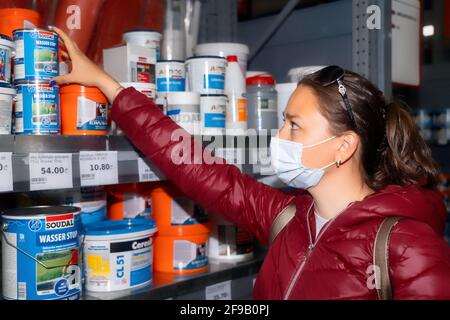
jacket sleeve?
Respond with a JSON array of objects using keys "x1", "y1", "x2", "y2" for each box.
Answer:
[
  {"x1": 111, "y1": 88, "x2": 296, "y2": 244},
  {"x1": 389, "y1": 220, "x2": 450, "y2": 300}
]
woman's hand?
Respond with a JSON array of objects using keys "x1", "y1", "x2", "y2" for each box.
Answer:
[{"x1": 49, "y1": 26, "x2": 123, "y2": 103}]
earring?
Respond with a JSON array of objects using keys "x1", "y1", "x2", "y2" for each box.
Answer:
[{"x1": 336, "y1": 160, "x2": 342, "y2": 168}]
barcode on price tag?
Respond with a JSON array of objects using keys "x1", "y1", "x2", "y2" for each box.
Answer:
[
  {"x1": 29, "y1": 153, "x2": 73, "y2": 191},
  {"x1": 79, "y1": 151, "x2": 118, "y2": 187},
  {"x1": 0, "y1": 152, "x2": 13, "y2": 192},
  {"x1": 137, "y1": 158, "x2": 159, "y2": 182},
  {"x1": 205, "y1": 280, "x2": 232, "y2": 300}
]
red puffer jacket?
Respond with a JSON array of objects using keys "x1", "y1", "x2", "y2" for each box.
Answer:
[{"x1": 112, "y1": 88, "x2": 450, "y2": 300}]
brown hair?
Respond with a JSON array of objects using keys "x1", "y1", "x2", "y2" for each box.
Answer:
[{"x1": 300, "y1": 69, "x2": 440, "y2": 190}]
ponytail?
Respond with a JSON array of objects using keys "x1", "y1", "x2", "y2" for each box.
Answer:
[{"x1": 372, "y1": 100, "x2": 440, "y2": 189}]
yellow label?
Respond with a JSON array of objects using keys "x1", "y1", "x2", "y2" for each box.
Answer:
[{"x1": 87, "y1": 255, "x2": 110, "y2": 277}]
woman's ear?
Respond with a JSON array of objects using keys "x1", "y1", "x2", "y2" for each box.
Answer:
[{"x1": 336, "y1": 131, "x2": 359, "y2": 165}]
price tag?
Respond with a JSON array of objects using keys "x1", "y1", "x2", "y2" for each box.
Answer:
[
  {"x1": 0, "y1": 152, "x2": 13, "y2": 192},
  {"x1": 137, "y1": 158, "x2": 159, "y2": 182},
  {"x1": 205, "y1": 280, "x2": 232, "y2": 300},
  {"x1": 29, "y1": 153, "x2": 73, "y2": 191},
  {"x1": 79, "y1": 151, "x2": 118, "y2": 187}
]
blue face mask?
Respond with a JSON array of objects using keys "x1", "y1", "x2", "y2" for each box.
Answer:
[{"x1": 270, "y1": 136, "x2": 337, "y2": 189}]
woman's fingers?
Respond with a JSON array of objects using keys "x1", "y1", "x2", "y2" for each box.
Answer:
[
  {"x1": 50, "y1": 26, "x2": 78, "y2": 57},
  {"x1": 50, "y1": 74, "x2": 74, "y2": 86}
]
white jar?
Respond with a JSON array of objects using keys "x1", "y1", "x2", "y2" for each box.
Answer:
[
  {"x1": 200, "y1": 94, "x2": 227, "y2": 135},
  {"x1": 185, "y1": 56, "x2": 227, "y2": 95},
  {"x1": 166, "y1": 92, "x2": 201, "y2": 135}
]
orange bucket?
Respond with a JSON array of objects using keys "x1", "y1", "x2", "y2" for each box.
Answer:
[
  {"x1": 60, "y1": 85, "x2": 108, "y2": 135},
  {"x1": 150, "y1": 183, "x2": 209, "y2": 233},
  {"x1": 0, "y1": 8, "x2": 41, "y2": 38},
  {"x1": 107, "y1": 183, "x2": 154, "y2": 220},
  {"x1": 153, "y1": 232, "x2": 210, "y2": 274}
]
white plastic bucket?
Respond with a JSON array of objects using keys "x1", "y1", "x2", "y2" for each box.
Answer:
[
  {"x1": 156, "y1": 60, "x2": 186, "y2": 93},
  {"x1": 0, "y1": 35, "x2": 14, "y2": 87},
  {"x1": 120, "y1": 82, "x2": 156, "y2": 99},
  {"x1": 275, "y1": 83, "x2": 298, "y2": 129},
  {"x1": 288, "y1": 66, "x2": 326, "y2": 83},
  {"x1": 195, "y1": 43, "x2": 249, "y2": 75},
  {"x1": 200, "y1": 94, "x2": 227, "y2": 135},
  {"x1": 185, "y1": 56, "x2": 227, "y2": 95},
  {"x1": 0, "y1": 86, "x2": 15, "y2": 134},
  {"x1": 207, "y1": 213, "x2": 254, "y2": 262},
  {"x1": 83, "y1": 219, "x2": 157, "y2": 292},
  {"x1": 123, "y1": 29, "x2": 162, "y2": 61},
  {"x1": 166, "y1": 92, "x2": 201, "y2": 135}
]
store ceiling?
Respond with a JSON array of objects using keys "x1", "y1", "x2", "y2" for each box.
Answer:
[{"x1": 238, "y1": 0, "x2": 339, "y2": 21}]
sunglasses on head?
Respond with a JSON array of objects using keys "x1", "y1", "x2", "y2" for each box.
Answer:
[{"x1": 314, "y1": 65, "x2": 357, "y2": 129}]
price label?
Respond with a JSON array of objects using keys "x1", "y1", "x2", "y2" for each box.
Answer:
[
  {"x1": 205, "y1": 280, "x2": 232, "y2": 300},
  {"x1": 29, "y1": 153, "x2": 73, "y2": 191},
  {"x1": 137, "y1": 158, "x2": 159, "y2": 182},
  {"x1": 79, "y1": 151, "x2": 118, "y2": 186},
  {"x1": 0, "y1": 152, "x2": 13, "y2": 192}
]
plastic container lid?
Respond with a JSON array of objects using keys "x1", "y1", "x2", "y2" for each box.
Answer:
[
  {"x1": 0, "y1": 85, "x2": 15, "y2": 95},
  {"x1": 227, "y1": 55, "x2": 238, "y2": 62},
  {"x1": 246, "y1": 74, "x2": 276, "y2": 86},
  {"x1": 2, "y1": 206, "x2": 81, "y2": 217},
  {"x1": 84, "y1": 219, "x2": 157, "y2": 236},
  {"x1": 195, "y1": 43, "x2": 250, "y2": 55},
  {"x1": 0, "y1": 34, "x2": 13, "y2": 47},
  {"x1": 60, "y1": 84, "x2": 104, "y2": 94},
  {"x1": 124, "y1": 29, "x2": 162, "y2": 35},
  {"x1": 157, "y1": 60, "x2": 185, "y2": 64},
  {"x1": 167, "y1": 92, "x2": 200, "y2": 105},
  {"x1": 185, "y1": 55, "x2": 227, "y2": 62},
  {"x1": 0, "y1": 8, "x2": 40, "y2": 17}
]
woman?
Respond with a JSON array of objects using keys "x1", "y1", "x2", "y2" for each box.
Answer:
[{"x1": 51, "y1": 27, "x2": 450, "y2": 300}]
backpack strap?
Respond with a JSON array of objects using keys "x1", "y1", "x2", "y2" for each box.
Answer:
[
  {"x1": 373, "y1": 217, "x2": 403, "y2": 300},
  {"x1": 269, "y1": 203, "x2": 296, "y2": 245}
]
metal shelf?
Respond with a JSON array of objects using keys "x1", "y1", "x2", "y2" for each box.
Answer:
[
  {"x1": 0, "y1": 134, "x2": 274, "y2": 194},
  {"x1": 84, "y1": 249, "x2": 266, "y2": 300}
]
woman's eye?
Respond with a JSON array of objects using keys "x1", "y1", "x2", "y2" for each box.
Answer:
[{"x1": 290, "y1": 122, "x2": 301, "y2": 130}]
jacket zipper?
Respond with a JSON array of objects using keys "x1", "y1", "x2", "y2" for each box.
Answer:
[{"x1": 283, "y1": 202, "x2": 351, "y2": 300}]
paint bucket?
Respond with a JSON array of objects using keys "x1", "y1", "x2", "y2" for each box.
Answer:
[
  {"x1": 200, "y1": 94, "x2": 227, "y2": 135},
  {"x1": 0, "y1": 85, "x2": 15, "y2": 134},
  {"x1": 14, "y1": 81, "x2": 60, "y2": 135},
  {"x1": 1, "y1": 206, "x2": 82, "y2": 300},
  {"x1": 150, "y1": 183, "x2": 208, "y2": 230},
  {"x1": 156, "y1": 60, "x2": 186, "y2": 93},
  {"x1": 107, "y1": 183, "x2": 153, "y2": 221},
  {"x1": 123, "y1": 29, "x2": 162, "y2": 61},
  {"x1": 275, "y1": 83, "x2": 298, "y2": 129},
  {"x1": 83, "y1": 219, "x2": 157, "y2": 292},
  {"x1": 195, "y1": 43, "x2": 249, "y2": 76},
  {"x1": 60, "y1": 85, "x2": 108, "y2": 135},
  {"x1": 66, "y1": 188, "x2": 107, "y2": 227},
  {"x1": 185, "y1": 56, "x2": 227, "y2": 94},
  {"x1": 166, "y1": 91, "x2": 201, "y2": 135},
  {"x1": 13, "y1": 29, "x2": 59, "y2": 83},
  {"x1": 207, "y1": 213, "x2": 254, "y2": 262},
  {"x1": 288, "y1": 65, "x2": 326, "y2": 83},
  {"x1": 154, "y1": 232, "x2": 210, "y2": 274},
  {"x1": 0, "y1": 8, "x2": 41, "y2": 39},
  {"x1": 120, "y1": 82, "x2": 156, "y2": 99},
  {"x1": 0, "y1": 34, "x2": 14, "y2": 86}
]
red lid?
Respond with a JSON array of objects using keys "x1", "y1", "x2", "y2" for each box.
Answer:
[
  {"x1": 227, "y1": 55, "x2": 238, "y2": 62},
  {"x1": 246, "y1": 74, "x2": 275, "y2": 86}
]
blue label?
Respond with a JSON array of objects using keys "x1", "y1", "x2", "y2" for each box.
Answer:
[
  {"x1": 167, "y1": 109, "x2": 181, "y2": 116},
  {"x1": 15, "y1": 84, "x2": 60, "y2": 134},
  {"x1": 204, "y1": 113, "x2": 225, "y2": 128},
  {"x1": 157, "y1": 78, "x2": 185, "y2": 92},
  {"x1": 3, "y1": 213, "x2": 81, "y2": 300},
  {"x1": 0, "y1": 48, "x2": 11, "y2": 84},
  {"x1": 203, "y1": 74, "x2": 225, "y2": 90},
  {"x1": 77, "y1": 100, "x2": 108, "y2": 131},
  {"x1": 14, "y1": 30, "x2": 59, "y2": 82},
  {"x1": 130, "y1": 263, "x2": 152, "y2": 286}
]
